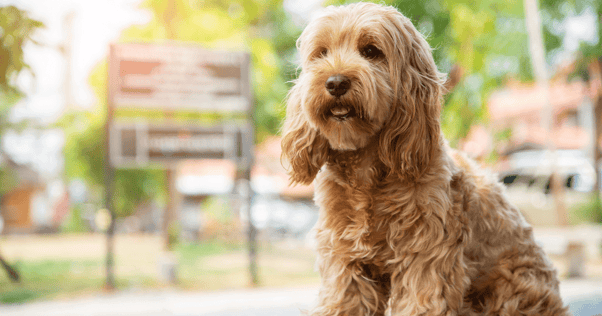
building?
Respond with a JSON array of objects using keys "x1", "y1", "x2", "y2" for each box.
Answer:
[
  {"x1": 1, "y1": 158, "x2": 47, "y2": 233},
  {"x1": 460, "y1": 69, "x2": 602, "y2": 226}
]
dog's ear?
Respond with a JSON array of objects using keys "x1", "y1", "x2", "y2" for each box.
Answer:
[
  {"x1": 281, "y1": 83, "x2": 329, "y2": 185},
  {"x1": 378, "y1": 11, "x2": 444, "y2": 179}
]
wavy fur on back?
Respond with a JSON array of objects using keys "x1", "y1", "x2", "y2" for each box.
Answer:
[{"x1": 281, "y1": 3, "x2": 569, "y2": 315}]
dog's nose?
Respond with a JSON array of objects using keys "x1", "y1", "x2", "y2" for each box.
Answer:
[{"x1": 325, "y1": 74, "x2": 351, "y2": 97}]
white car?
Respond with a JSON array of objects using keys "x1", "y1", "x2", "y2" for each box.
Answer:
[{"x1": 499, "y1": 149, "x2": 596, "y2": 226}]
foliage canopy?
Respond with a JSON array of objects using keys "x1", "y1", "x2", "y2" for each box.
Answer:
[{"x1": 0, "y1": 5, "x2": 44, "y2": 195}]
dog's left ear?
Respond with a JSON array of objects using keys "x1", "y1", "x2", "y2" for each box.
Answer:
[
  {"x1": 378, "y1": 10, "x2": 444, "y2": 179},
  {"x1": 281, "y1": 82, "x2": 330, "y2": 185}
]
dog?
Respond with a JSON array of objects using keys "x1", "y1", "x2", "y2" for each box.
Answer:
[{"x1": 280, "y1": 3, "x2": 569, "y2": 316}]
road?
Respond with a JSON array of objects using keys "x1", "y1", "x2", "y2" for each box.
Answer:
[{"x1": 2, "y1": 279, "x2": 602, "y2": 316}]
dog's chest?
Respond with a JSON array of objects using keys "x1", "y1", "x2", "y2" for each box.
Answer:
[
  {"x1": 324, "y1": 163, "x2": 395, "y2": 250},
  {"x1": 320, "y1": 156, "x2": 449, "y2": 264}
]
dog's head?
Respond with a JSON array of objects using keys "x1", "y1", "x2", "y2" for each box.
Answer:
[{"x1": 281, "y1": 3, "x2": 444, "y2": 184}]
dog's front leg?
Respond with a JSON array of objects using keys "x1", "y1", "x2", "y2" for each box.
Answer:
[
  {"x1": 310, "y1": 176, "x2": 384, "y2": 315},
  {"x1": 387, "y1": 217, "x2": 470, "y2": 316},
  {"x1": 310, "y1": 254, "x2": 388, "y2": 316},
  {"x1": 387, "y1": 250, "x2": 469, "y2": 316}
]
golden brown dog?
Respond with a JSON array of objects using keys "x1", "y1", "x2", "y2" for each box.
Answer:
[{"x1": 281, "y1": 2, "x2": 569, "y2": 316}]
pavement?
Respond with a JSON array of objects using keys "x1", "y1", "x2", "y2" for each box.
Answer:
[
  {"x1": 0, "y1": 286, "x2": 316, "y2": 316},
  {"x1": 2, "y1": 279, "x2": 602, "y2": 316}
]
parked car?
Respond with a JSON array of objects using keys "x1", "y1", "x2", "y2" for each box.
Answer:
[
  {"x1": 250, "y1": 196, "x2": 318, "y2": 240},
  {"x1": 499, "y1": 149, "x2": 596, "y2": 226}
]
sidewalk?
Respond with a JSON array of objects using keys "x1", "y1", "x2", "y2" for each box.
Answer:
[
  {"x1": 560, "y1": 279, "x2": 602, "y2": 315},
  {"x1": 1, "y1": 279, "x2": 601, "y2": 316},
  {"x1": 0, "y1": 286, "x2": 317, "y2": 316}
]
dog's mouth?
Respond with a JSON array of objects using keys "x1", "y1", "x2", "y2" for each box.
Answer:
[{"x1": 327, "y1": 103, "x2": 357, "y2": 121}]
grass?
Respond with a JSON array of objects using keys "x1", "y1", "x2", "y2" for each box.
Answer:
[
  {"x1": 174, "y1": 239, "x2": 320, "y2": 290},
  {"x1": 176, "y1": 239, "x2": 242, "y2": 264},
  {"x1": 568, "y1": 194, "x2": 602, "y2": 225},
  {"x1": 0, "y1": 260, "x2": 105, "y2": 304},
  {"x1": 0, "y1": 235, "x2": 319, "y2": 304}
]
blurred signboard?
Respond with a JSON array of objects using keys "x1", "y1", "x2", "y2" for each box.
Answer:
[
  {"x1": 106, "y1": 42, "x2": 254, "y2": 169},
  {"x1": 110, "y1": 124, "x2": 252, "y2": 167},
  {"x1": 109, "y1": 43, "x2": 251, "y2": 113},
  {"x1": 106, "y1": 43, "x2": 258, "y2": 286},
  {"x1": 105, "y1": 43, "x2": 257, "y2": 288}
]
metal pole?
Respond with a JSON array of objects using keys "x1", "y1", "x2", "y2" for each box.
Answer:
[
  {"x1": 593, "y1": 58, "x2": 602, "y2": 214},
  {"x1": 243, "y1": 166, "x2": 258, "y2": 286},
  {"x1": 104, "y1": 170, "x2": 116, "y2": 290},
  {"x1": 524, "y1": 0, "x2": 567, "y2": 225},
  {"x1": 104, "y1": 45, "x2": 117, "y2": 290},
  {"x1": 164, "y1": 168, "x2": 176, "y2": 250},
  {"x1": 241, "y1": 50, "x2": 258, "y2": 286},
  {"x1": 158, "y1": 167, "x2": 178, "y2": 284}
]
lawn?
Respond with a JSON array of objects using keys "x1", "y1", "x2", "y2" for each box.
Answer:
[
  {"x1": 0, "y1": 234, "x2": 320, "y2": 304},
  {"x1": 0, "y1": 259, "x2": 107, "y2": 304}
]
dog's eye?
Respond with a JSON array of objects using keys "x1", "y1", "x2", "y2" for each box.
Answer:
[
  {"x1": 319, "y1": 48, "x2": 328, "y2": 58},
  {"x1": 360, "y1": 45, "x2": 383, "y2": 60}
]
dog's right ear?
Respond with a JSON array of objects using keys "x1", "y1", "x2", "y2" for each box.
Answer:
[{"x1": 280, "y1": 83, "x2": 329, "y2": 185}]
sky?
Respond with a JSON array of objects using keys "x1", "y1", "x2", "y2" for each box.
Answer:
[
  {"x1": 4, "y1": 0, "x2": 150, "y2": 124},
  {"x1": 1, "y1": 0, "x2": 149, "y2": 179},
  {"x1": 552, "y1": 8, "x2": 598, "y2": 65}
]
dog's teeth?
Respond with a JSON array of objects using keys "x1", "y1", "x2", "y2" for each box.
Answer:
[{"x1": 331, "y1": 106, "x2": 350, "y2": 116}]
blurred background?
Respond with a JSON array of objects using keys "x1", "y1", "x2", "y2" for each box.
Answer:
[{"x1": 0, "y1": 0, "x2": 602, "y2": 315}]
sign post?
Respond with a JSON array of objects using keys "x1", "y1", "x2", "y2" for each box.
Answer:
[
  {"x1": 104, "y1": 44, "x2": 118, "y2": 290},
  {"x1": 107, "y1": 43, "x2": 256, "y2": 286}
]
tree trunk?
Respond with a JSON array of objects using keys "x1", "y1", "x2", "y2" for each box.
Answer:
[
  {"x1": 524, "y1": 0, "x2": 566, "y2": 225},
  {"x1": 592, "y1": 57, "x2": 602, "y2": 219},
  {"x1": 0, "y1": 252, "x2": 19, "y2": 283}
]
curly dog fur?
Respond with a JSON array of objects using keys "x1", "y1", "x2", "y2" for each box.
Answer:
[{"x1": 280, "y1": 3, "x2": 569, "y2": 315}]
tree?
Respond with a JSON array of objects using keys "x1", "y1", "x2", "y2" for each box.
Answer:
[
  {"x1": 539, "y1": 0, "x2": 602, "y2": 220},
  {"x1": 0, "y1": 5, "x2": 44, "y2": 283},
  {"x1": 0, "y1": 6, "x2": 44, "y2": 193},
  {"x1": 0, "y1": 6, "x2": 44, "y2": 95}
]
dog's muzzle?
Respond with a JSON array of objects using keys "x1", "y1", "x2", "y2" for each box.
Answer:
[
  {"x1": 324, "y1": 74, "x2": 356, "y2": 121},
  {"x1": 325, "y1": 74, "x2": 351, "y2": 97}
]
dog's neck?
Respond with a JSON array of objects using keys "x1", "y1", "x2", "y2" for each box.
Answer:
[
  {"x1": 326, "y1": 139, "x2": 386, "y2": 188},
  {"x1": 325, "y1": 133, "x2": 447, "y2": 188}
]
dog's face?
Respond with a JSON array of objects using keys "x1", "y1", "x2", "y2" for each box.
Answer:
[
  {"x1": 282, "y1": 3, "x2": 444, "y2": 184},
  {"x1": 294, "y1": 4, "x2": 396, "y2": 150}
]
